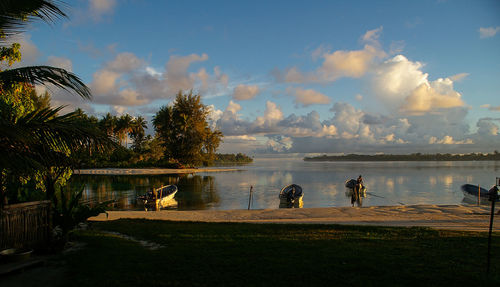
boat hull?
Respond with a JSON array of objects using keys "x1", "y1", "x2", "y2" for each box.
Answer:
[
  {"x1": 279, "y1": 184, "x2": 304, "y2": 208},
  {"x1": 461, "y1": 184, "x2": 498, "y2": 203}
]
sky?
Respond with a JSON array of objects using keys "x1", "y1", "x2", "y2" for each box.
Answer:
[{"x1": 12, "y1": 0, "x2": 500, "y2": 155}]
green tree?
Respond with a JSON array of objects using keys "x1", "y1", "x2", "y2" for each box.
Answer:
[
  {"x1": 153, "y1": 91, "x2": 223, "y2": 166},
  {"x1": 99, "y1": 113, "x2": 118, "y2": 140},
  {"x1": 116, "y1": 114, "x2": 133, "y2": 148},
  {"x1": 0, "y1": 1, "x2": 112, "y2": 207},
  {"x1": 130, "y1": 116, "x2": 147, "y2": 152}
]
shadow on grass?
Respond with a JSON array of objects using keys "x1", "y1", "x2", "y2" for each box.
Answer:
[{"x1": 59, "y1": 220, "x2": 500, "y2": 286}]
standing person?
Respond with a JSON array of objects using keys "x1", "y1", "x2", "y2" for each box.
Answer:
[{"x1": 356, "y1": 175, "x2": 364, "y2": 200}]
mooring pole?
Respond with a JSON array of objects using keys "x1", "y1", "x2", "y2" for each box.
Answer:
[
  {"x1": 478, "y1": 184, "x2": 480, "y2": 205},
  {"x1": 487, "y1": 186, "x2": 498, "y2": 275},
  {"x1": 248, "y1": 186, "x2": 253, "y2": 210}
]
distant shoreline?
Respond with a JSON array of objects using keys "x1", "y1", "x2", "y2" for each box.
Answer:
[
  {"x1": 304, "y1": 152, "x2": 500, "y2": 162},
  {"x1": 74, "y1": 167, "x2": 239, "y2": 175}
]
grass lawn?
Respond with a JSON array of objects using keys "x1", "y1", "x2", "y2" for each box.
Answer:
[{"x1": 23, "y1": 220, "x2": 500, "y2": 286}]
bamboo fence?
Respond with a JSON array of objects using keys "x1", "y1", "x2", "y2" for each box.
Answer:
[{"x1": 0, "y1": 201, "x2": 52, "y2": 250}]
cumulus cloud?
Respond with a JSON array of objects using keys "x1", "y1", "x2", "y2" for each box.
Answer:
[
  {"x1": 428, "y1": 136, "x2": 473, "y2": 145},
  {"x1": 400, "y1": 78, "x2": 464, "y2": 115},
  {"x1": 232, "y1": 84, "x2": 260, "y2": 101},
  {"x1": 254, "y1": 101, "x2": 283, "y2": 131},
  {"x1": 88, "y1": 52, "x2": 228, "y2": 109},
  {"x1": 274, "y1": 28, "x2": 385, "y2": 84},
  {"x1": 214, "y1": 97, "x2": 499, "y2": 154},
  {"x1": 46, "y1": 56, "x2": 73, "y2": 71},
  {"x1": 479, "y1": 26, "x2": 500, "y2": 39},
  {"x1": 372, "y1": 55, "x2": 464, "y2": 114},
  {"x1": 476, "y1": 118, "x2": 499, "y2": 136},
  {"x1": 286, "y1": 87, "x2": 330, "y2": 107},
  {"x1": 90, "y1": 0, "x2": 117, "y2": 21}
]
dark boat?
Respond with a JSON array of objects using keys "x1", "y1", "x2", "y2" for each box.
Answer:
[
  {"x1": 345, "y1": 179, "x2": 367, "y2": 198},
  {"x1": 279, "y1": 184, "x2": 303, "y2": 208},
  {"x1": 461, "y1": 184, "x2": 498, "y2": 203}
]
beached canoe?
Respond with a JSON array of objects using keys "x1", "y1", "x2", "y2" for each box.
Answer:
[{"x1": 279, "y1": 184, "x2": 304, "y2": 207}]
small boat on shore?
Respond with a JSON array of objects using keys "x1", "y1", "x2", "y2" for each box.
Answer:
[
  {"x1": 461, "y1": 184, "x2": 498, "y2": 203},
  {"x1": 138, "y1": 185, "x2": 178, "y2": 207},
  {"x1": 279, "y1": 184, "x2": 303, "y2": 208}
]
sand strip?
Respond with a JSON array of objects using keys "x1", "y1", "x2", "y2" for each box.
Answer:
[
  {"x1": 90, "y1": 204, "x2": 500, "y2": 232},
  {"x1": 74, "y1": 167, "x2": 238, "y2": 175}
]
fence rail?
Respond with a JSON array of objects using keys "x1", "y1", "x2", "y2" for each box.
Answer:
[{"x1": 0, "y1": 201, "x2": 52, "y2": 250}]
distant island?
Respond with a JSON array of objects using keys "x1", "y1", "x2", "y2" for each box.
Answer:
[{"x1": 304, "y1": 151, "x2": 500, "y2": 161}]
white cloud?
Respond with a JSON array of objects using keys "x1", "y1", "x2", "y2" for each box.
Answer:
[
  {"x1": 254, "y1": 101, "x2": 283, "y2": 129},
  {"x1": 286, "y1": 87, "x2": 330, "y2": 107},
  {"x1": 46, "y1": 56, "x2": 73, "y2": 72},
  {"x1": 88, "y1": 52, "x2": 228, "y2": 108},
  {"x1": 275, "y1": 28, "x2": 386, "y2": 84},
  {"x1": 477, "y1": 118, "x2": 499, "y2": 136},
  {"x1": 106, "y1": 52, "x2": 142, "y2": 72},
  {"x1": 232, "y1": 84, "x2": 260, "y2": 101},
  {"x1": 373, "y1": 55, "x2": 464, "y2": 114},
  {"x1": 165, "y1": 53, "x2": 208, "y2": 93},
  {"x1": 225, "y1": 135, "x2": 257, "y2": 141},
  {"x1": 479, "y1": 26, "x2": 500, "y2": 39},
  {"x1": 400, "y1": 78, "x2": 464, "y2": 115},
  {"x1": 226, "y1": 100, "x2": 241, "y2": 115},
  {"x1": 449, "y1": 73, "x2": 469, "y2": 82},
  {"x1": 361, "y1": 26, "x2": 383, "y2": 44},
  {"x1": 428, "y1": 136, "x2": 473, "y2": 145},
  {"x1": 90, "y1": 0, "x2": 117, "y2": 20}
]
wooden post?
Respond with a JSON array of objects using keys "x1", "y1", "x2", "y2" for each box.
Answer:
[
  {"x1": 487, "y1": 186, "x2": 498, "y2": 275},
  {"x1": 478, "y1": 184, "x2": 480, "y2": 205},
  {"x1": 248, "y1": 186, "x2": 253, "y2": 210}
]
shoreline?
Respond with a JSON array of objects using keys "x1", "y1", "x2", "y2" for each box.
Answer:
[
  {"x1": 74, "y1": 167, "x2": 239, "y2": 175},
  {"x1": 90, "y1": 204, "x2": 500, "y2": 232}
]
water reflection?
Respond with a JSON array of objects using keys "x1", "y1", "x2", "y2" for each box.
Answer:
[
  {"x1": 69, "y1": 160, "x2": 500, "y2": 210},
  {"x1": 69, "y1": 174, "x2": 219, "y2": 211}
]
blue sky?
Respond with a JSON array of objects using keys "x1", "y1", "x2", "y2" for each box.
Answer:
[{"x1": 16, "y1": 0, "x2": 500, "y2": 155}]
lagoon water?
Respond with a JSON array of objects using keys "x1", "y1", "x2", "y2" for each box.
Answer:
[{"x1": 70, "y1": 158, "x2": 500, "y2": 211}]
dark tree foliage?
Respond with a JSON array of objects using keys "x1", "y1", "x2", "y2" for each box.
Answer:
[{"x1": 153, "y1": 91, "x2": 223, "y2": 166}]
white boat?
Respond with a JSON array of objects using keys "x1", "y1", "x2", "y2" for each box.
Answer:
[{"x1": 138, "y1": 185, "x2": 178, "y2": 207}]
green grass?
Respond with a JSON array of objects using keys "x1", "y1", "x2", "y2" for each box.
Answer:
[{"x1": 59, "y1": 220, "x2": 500, "y2": 286}]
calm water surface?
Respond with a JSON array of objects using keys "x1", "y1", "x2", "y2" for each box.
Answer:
[{"x1": 70, "y1": 159, "x2": 500, "y2": 211}]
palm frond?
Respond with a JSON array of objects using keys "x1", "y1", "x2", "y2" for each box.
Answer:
[
  {"x1": 0, "y1": 0, "x2": 67, "y2": 41},
  {"x1": 0, "y1": 104, "x2": 115, "y2": 172},
  {"x1": 0, "y1": 66, "x2": 91, "y2": 100}
]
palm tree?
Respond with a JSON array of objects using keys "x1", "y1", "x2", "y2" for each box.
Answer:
[
  {"x1": 116, "y1": 114, "x2": 133, "y2": 148},
  {"x1": 130, "y1": 116, "x2": 148, "y2": 152},
  {"x1": 0, "y1": 1, "x2": 109, "y2": 207},
  {"x1": 0, "y1": 0, "x2": 91, "y2": 99},
  {"x1": 99, "y1": 113, "x2": 117, "y2": 140}
]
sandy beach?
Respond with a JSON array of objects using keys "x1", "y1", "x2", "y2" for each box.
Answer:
[
  {"x1": 90, "y1": 204, "x2": 500, "y2": 232},
  {"x1": 74, "y1": 167, "x2": 238, "y2": 175}
]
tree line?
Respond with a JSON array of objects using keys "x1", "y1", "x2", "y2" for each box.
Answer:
[
  {"x1": 74, "y1": 91, "x2": 234, "y2": 169},
  {"x1": 304, "y1": 151, "x2": 500, "y2": 162}
]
